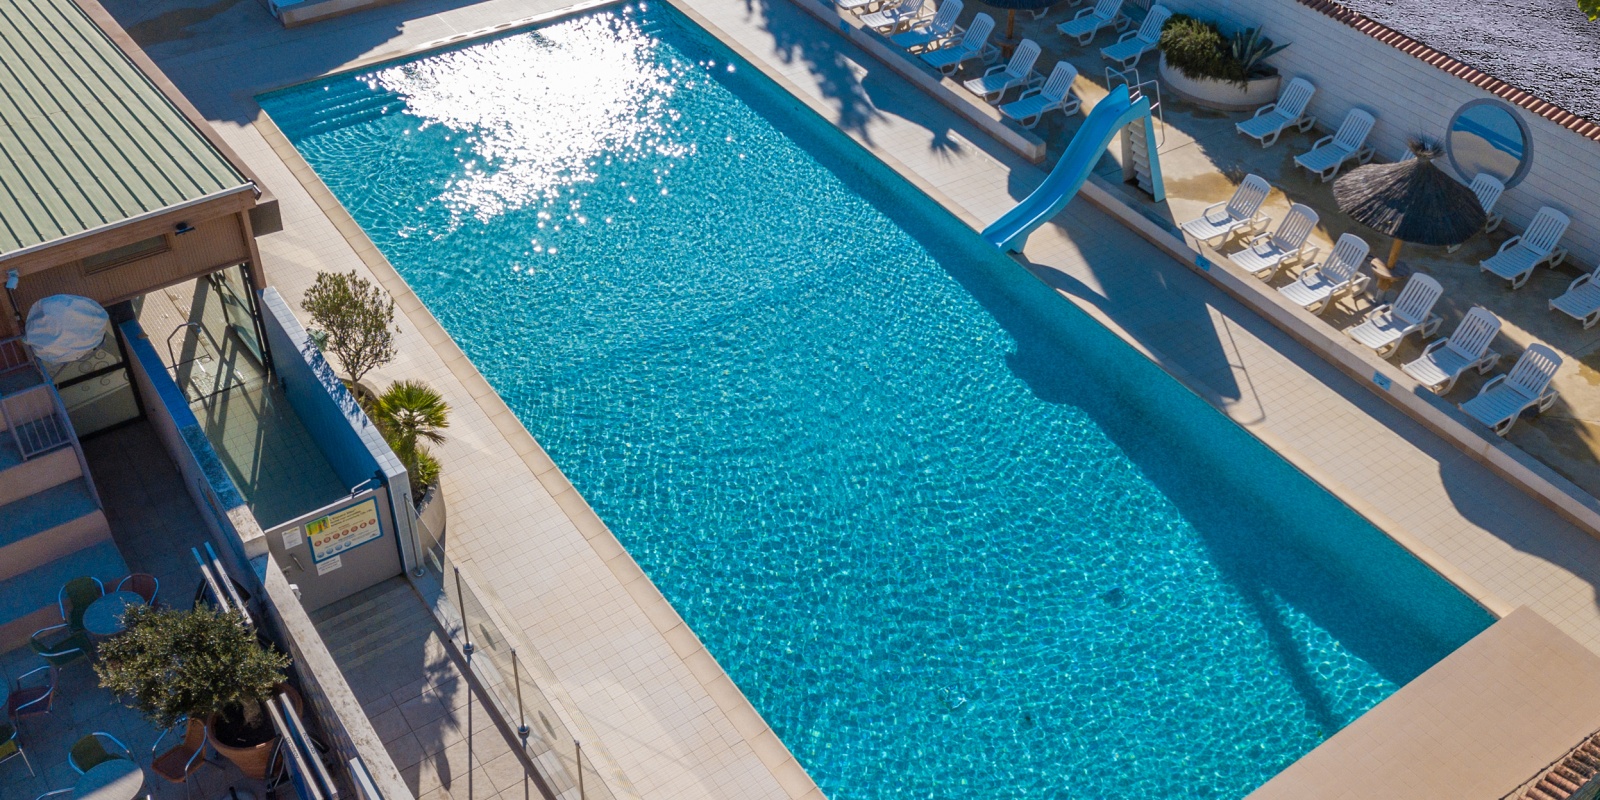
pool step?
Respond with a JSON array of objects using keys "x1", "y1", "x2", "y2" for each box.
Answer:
[
  {"x1": 271, "y1": 87, "x2": 410, "y2": 139},
  {"x1": 1518, "y1": 737, "x2": 1600, "y2": 799}
]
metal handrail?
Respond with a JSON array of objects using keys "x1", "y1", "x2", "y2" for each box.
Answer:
[{"x1": 1105, "y1": 65, "x2": 1165, "y2": 148}]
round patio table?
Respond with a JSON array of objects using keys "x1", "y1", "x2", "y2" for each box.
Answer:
[
  {"x1": 73, "y1": 759, "x2": 144, "y2": 800},
  {"x1": 83, "y1": 592, "x2": 145, "y2": 637}
]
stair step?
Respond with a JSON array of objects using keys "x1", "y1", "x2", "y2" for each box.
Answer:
[
  {"x1": 0, "y1": 478, "x2": 99, "y2": 549},
  {"x1": 314, "y1": 581, "x2": 424, "y2": 635},
  {"x1": 328, "y1": 602, "x2": 434, "y2": 661}
]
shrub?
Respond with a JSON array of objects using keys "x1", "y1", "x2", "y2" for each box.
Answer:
[
  {"x1": 302, "y1": 270, "x2": 398, "y2": 384},
  {"x1": 371, "y1": 380, "x2": 451, "y2": 497},
  {"x1": 96, "y1": 605, "x2": 288, "y2": 731},
  {"x1": 1160, "y1": 15, "x2": 1287, "y2": 87}
]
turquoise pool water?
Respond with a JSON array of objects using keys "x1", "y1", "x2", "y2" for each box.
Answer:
[{"x1": 261, "y1": 7, "x2": 1494, "y2": 797}]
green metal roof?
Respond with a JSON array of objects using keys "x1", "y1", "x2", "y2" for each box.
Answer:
[{"x1": 0, "y1": 0, "x2": 250, "y2": 258}]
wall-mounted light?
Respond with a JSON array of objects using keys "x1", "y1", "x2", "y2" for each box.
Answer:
[
  {"x1": 174, "y1": 221, "x2": 195, "y2": 235},
  {"x1": 4, "y1": 269, "x2": 17, "y2": 290}
]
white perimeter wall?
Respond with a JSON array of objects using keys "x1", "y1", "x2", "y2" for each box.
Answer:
[{"x1": 1158, "y1": 0, "x2": 1600, "y2": 268}]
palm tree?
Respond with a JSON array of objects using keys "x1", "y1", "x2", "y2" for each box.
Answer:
[{"x1": 371, "y1": 381, "x2": 450, "y2": 492}]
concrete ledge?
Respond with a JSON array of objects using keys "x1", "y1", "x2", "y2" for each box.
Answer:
[
  {"x1": 1076, "y1": 176, "x2": 1600, "y2": 545},
  {"x1": 786, "y1": 0, "x2": 1048, "y2": 163},
  {"x1": 1250, "y1": 607, "x2": 1600, "y2": 799}
]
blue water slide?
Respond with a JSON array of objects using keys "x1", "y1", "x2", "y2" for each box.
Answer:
[{"x1": 981, "y1": 85, "x2": 1153, "y2": 253}]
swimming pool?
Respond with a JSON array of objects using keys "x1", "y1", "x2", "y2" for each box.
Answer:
[{"x1": 260, "y1": 5, "x2": 1495, "y2": 797}]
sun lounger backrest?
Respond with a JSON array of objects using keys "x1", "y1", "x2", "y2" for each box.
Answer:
[
  {"x1": 957, "y1": 13, "x2": 994, "y2": 53},
  {"x1": 1522, "y1": 207, "x2": 1570, "y2": 255},
  {"x1": 1089, "y1": 0, "x2": 1122, "y2": 21},
  {"x1": 1391, "y1": 274, "x2": 1442, "y2": 325},
  {"x1": 1006, "y1": 40, "x2": 1041, "y2": 78},
  {"x1": 1469, "y1": 173, "x2": 1504, "y2": 215},
  {"x1": 1272, "y1": 203, "x2": 1318, "y2": 250},
  {"x1": 1321, "y1": 233, "x2": 1370, "y2": 283},
  {"x1": 1506, "y1": 343, "x2": 1561, "y2": 398},
  {"x1": 1040, "y1": 62, "x2": 1078, "y2": 101},
  {"x1": 1333, "y1": 109, "x2": 1375, "y2": 152},
  {"x1": 1276, "y1": 78, "x2": 1315, "y2": 119},
  {"x1": 1226, "y1": 174, "x2": 1271, "y2": 222},
  {"x1": 1446, "y1": 307, "x2": 1501, "y2": 360},
  {"x1": 1135, "y1": 5, "x2": 1172, "y2": 42}
]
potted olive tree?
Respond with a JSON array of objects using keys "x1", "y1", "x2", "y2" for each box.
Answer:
[
  {"x1": 302, "y1": 270, "x2": 399, "y2": 408},
  {"x1": 96, "y1": 606, "x2": 291, "y2": 779},
  {"x1": 1159, "y1": 16, "x2": 1289, "y2": 110}
]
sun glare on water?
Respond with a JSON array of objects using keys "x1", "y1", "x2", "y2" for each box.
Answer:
[{"x1": 365, "y1": 9, "x2": 693, "y2": 225}]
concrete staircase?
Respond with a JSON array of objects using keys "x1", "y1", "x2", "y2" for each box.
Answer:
[
  {"x1": 0, "y1": 338, "x2": 124, "y2": 652},
  {"x1": 312, "y1": 578, "x2": 437, "y2": 672},
  {"x1": 1519, "y1": 736, "x2": 1600, "y2": 800}
]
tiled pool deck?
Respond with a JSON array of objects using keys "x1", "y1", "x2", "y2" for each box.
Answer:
[{"x1": 94, "y1": 0, "x2": 1600, "y2": 795}]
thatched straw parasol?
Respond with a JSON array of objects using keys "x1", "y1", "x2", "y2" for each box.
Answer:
[
  {"x1": 1333, "y1": 138, "x2": 1488, "y2": 269},
  {"x1": 982, "y1": 0, "x2": 1055, "y2": 53}
]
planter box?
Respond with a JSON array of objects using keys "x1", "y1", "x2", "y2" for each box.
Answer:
[{"x1": 1159, "y1": 54, "x2": 1280, "y2": 111}]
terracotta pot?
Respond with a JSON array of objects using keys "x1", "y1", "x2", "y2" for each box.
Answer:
[
  {"x1": 209, "y1": 684, "x2": 303, "y2": 780},
  {"x1": 1159, "y1": 54, "x2": 1281, "y2": 111}
]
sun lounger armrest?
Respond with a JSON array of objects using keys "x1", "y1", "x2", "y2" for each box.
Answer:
[
  {"x1": 1296, "y1": 244, "x2": 1320, "y2": 266},
  {"x1": 1493, "y1": 235, "x2": 1522, "y2": 256},
  {"x1": 1071, "y1": 6, "x2": 1094, "y2": 18},
  {"x1": 1249, "y1": 102, "x2": 1278, "y2": 119},
  {"x1": 1475, "y1": 374, "x2": 1507, "y2": 398},
  {"x1": 1307, "y1": 134, "x2": 1334, "y2": 151},
  {"x1": 1363, "y1": 303, "x2": 1392, "y2": 322},
  {"x1": 1198, "y1": 200, "x2": 1229, "y2": 220},
  {"x1": 1298, "y1": 265, "x2": 1324, "y2": 283},
  {"x1": 1567, "y1": 272, "x2": 1595, "y2": 293},
  {"x1": 1113, "y1": 29, "x2": 1138, "y2": 42},
  {"x1": 981, "y1": 62, "x2": 1006, "y2": 76},
  {"x1": 1420, "y1": 338, "x2": 1449, "y2": 357}
]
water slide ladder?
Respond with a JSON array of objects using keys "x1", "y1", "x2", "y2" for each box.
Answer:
[{"x1": 980, "y1": 82, "x2": 1165, "y2": 254}]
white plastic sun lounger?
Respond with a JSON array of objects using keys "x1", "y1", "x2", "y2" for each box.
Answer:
[
  {"x1": 1236, "y1": 77, "x2": 1316, "y2": 148},
  {"x1": 1057, "y1": 0, "x2": 1124, "y2": 46},
  {"x1": 1348, "y1": 273, "x2": 1444, "y2": 356},
  {"x1": 1179, "y1": 174, "x2": 1271, "y2": 246},
  {"x1": 998, "y1": 62, "x2": 1080, "y2": 128},
  {"x1": 1294, "y1": 108, "x2": 1376, "y2": 182},
  {"x1": 1229, "y1": 203, "x2": 1319, "y2": 279},
  {"x1": 1099, "y1": 4, "x2": 1170, "y2": 68},
  {"x1": 891, "y1": 0, "x2": 963, "y2": 51},
  {"x1": 964, "y1": 39, "x2": 1042, "y2": 104},
  {"x1": 1461, "y1": 343, "x2": 1562, "y2": 436},
  {"x1": 1446, "y1": 173, "x2": 1506, "y2": 253},
  {"x1": 1402, "y1": 306, "x2": 1502, "y2": 394},
  {"x1": 861, "y1": 0, "x2": 928, "y2": 32},
  {"x1": 921, "y1": 13, "x2": 998, "y2": 75},
  {"x1": 1550, "y1": 265, "x2": 1600, "y2": 329},
  {"x1": 1481, "y1": 206, "x2": 1570, "y2": 289},
  {"x1": 836, "y1": 0, "x2": 879, "y2": 15},
  {"x1": 1278, "y1": 233, "x2": 1370, "y2": 316}
]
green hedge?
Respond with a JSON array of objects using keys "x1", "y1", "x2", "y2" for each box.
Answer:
[{"x1": 1159, "y1": 15, "x2": 1283, "y2": 87}]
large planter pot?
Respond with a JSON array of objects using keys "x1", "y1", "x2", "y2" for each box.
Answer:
[
  {"x1": 210, "y1": 684, "x2": 303, "y2": 779},
  {"x1": 417, "y1": 476, "x2": 446, "y2": 551},
  {"x1": 1158, "y1": 54, "x2": 1280, "y2": 111}
]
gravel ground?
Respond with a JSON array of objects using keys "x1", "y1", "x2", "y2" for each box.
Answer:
[{"x1": 1338, "y1": 0, "x2": 1600, "y2": 122}]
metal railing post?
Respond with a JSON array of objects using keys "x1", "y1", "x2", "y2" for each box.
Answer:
[
  {"x1": 454, "y1": 566, "x2": 473, "y2": 656},
  {"x1": 576, "y1": 740, "x2": 584, "y2": 800},
  {"x1": 512, "y1": 649, "x2": 530, "y2": 740}
]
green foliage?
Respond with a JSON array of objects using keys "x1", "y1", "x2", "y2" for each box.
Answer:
[
  {"x1": 1228, "y1": 27, "x2": 1289, "y2": 81},
  {"x1": 95, "y1": 606, "x2": 287, "y2": 730},
  {"x1": 301, "y1": 271, "x2": 398, "y2": 384},
  {"x1": 1160, "y1": 15, "x2": 1288, "y2": 87},
  {"x1": 371, "y1": 380, "x2": 451, "y2": 497},
  {"x1": 1582, "y1": 0, "x2": 1600, "y2": 20}
]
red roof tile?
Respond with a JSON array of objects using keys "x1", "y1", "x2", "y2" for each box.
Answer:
[{"x1": 1295, "y1": 0, "x2": 1600, "y2": 141}]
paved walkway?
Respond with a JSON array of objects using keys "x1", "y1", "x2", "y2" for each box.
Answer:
[{"x1": 98, "y1": 0, "x2": 1600, "y2": 796}]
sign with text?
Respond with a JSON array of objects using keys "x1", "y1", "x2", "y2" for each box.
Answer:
[{"x1": 306, "y1": 498, "x2": 382, "y2": 563}]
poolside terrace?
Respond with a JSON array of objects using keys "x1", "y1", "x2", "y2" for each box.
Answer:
[{"x1": 905, "y1": 3, "x2": 1600, "y2": 500}]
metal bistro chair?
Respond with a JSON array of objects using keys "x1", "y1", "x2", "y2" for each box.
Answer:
[
  {"x1": 60, "y1": 577, "x2": 106, "y2": 629},
  {"x1": 68, "y1": 732, "x2": 134, "y2": 774},
  {"x1": 117, "y1": 573, "x2": 160, "y2": 607},
  {"x1": 152, "y1": 718, "x2": 213, "y2": 799},
  {"x1": 0, "y1": 723, "x2": 34, "y2": 777},
  {"x1": 5, "y1": 666, "x2": 57, "y2": 726}
]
